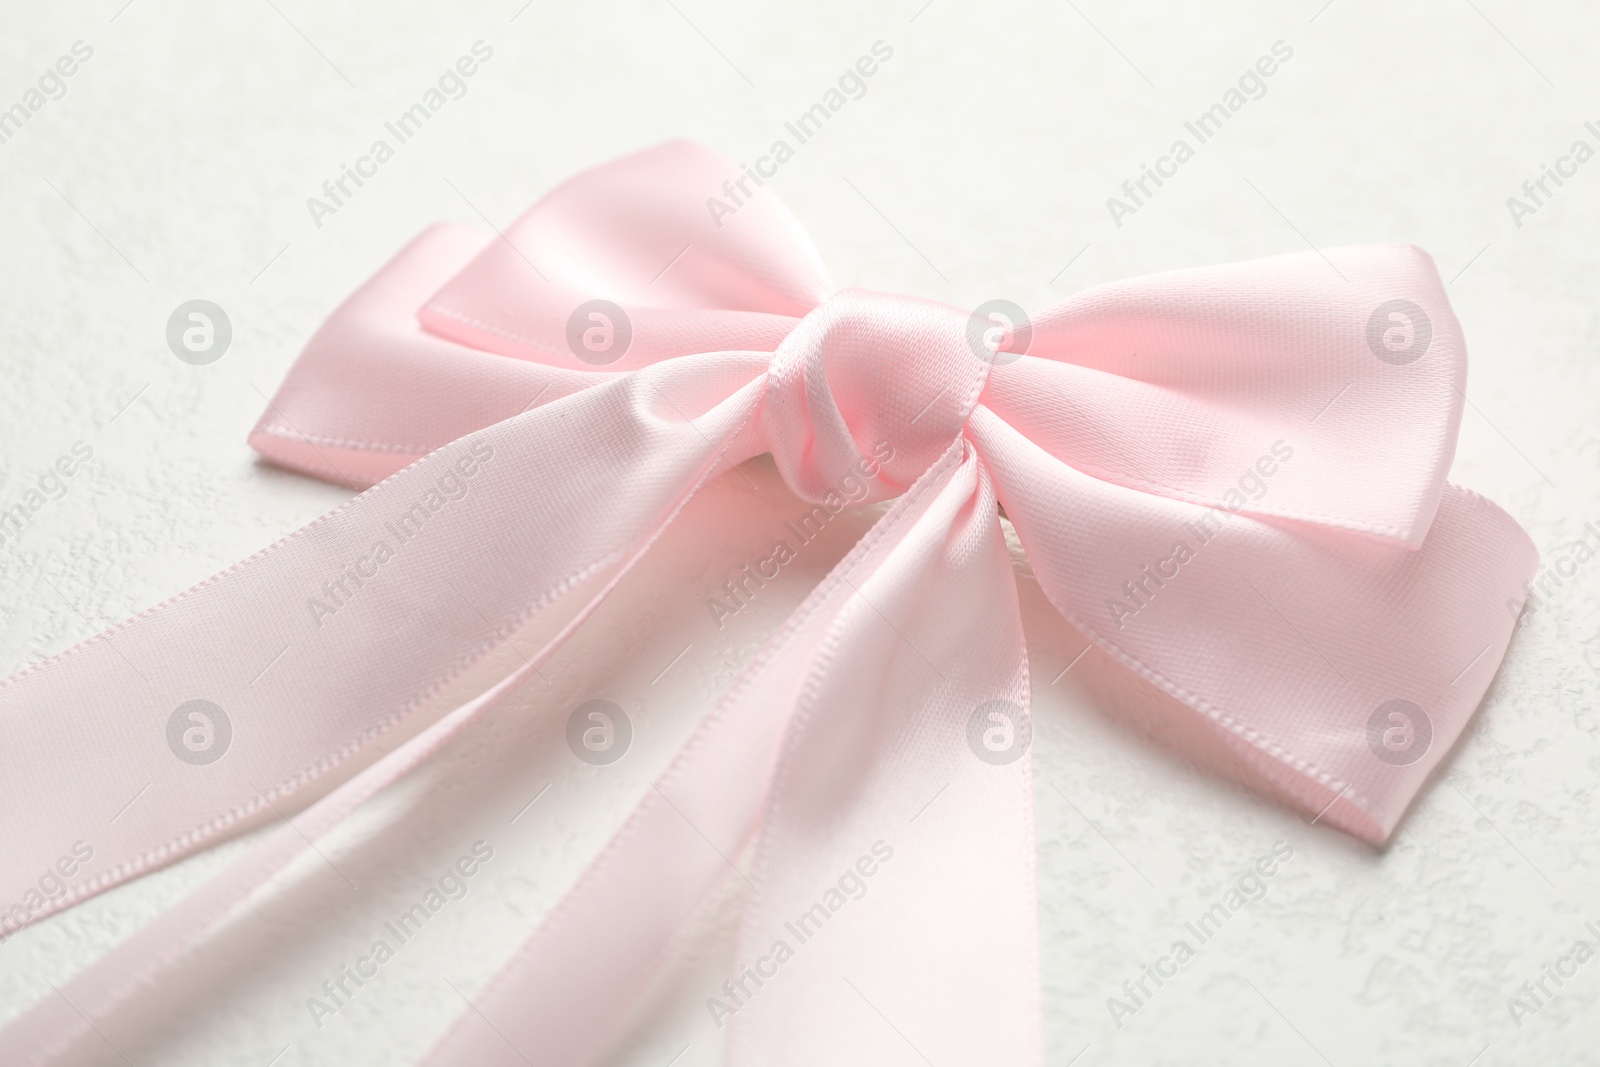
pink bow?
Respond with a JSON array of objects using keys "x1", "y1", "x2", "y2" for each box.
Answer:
[{"x1": 0, "y1": 141, "x2": 1535, "y2": 1065}]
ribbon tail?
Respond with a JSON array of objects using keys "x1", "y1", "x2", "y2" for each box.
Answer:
[
  {"x1": 727, "y1": 441, "x2": 1041, "y2": 1065},
  {"x1": 0, "y1": 359, "x2": 764, "y2": 1064},
  {"x1": 423, "y1": 439, "x2": 1041, "y2": 1067},
  {"x1": 0, "y1": 645, "x2": 545, "y2": 1066}
]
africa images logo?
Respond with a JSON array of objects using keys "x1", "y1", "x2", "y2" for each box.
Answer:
[
  {"x1": 1366, "y1": 699, "x2": 1431, "y2": 766},
  {"x1": 304, "y1": 42, "x2": 495, "y2": 229},
  {"x1": 0, "y1": 40, "x2": 94, "y2": 148},
  {"x1": 566, "y1": 699, "x2": 632, "y2": 765},
  {"x1": 1106, "y1": 840, "x2": 1295, "y2": 1028},
  {"x1": 705, "y1": 841, "x2": 894, "y2": 1028},
  {"x1": 166, "y1": 700, "x2": 232, "y2": 766},
  {"x1": 306, "y1": 442, "x2": 494, "y2": 628},
  {"x1": 704, "y1": 40, "x2": 895, "y2": 229},
  {"x1": 1107, "y1": 441, "x2": 1295, "y2": 631},
  {"x1": 1106, "y1": 40, "x2": 1294, "y2": 228},
  {"x1": 967, "y1": 699, "x2": 1031, "y2": 765}
]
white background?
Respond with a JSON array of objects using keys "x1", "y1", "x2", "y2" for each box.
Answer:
[{"x1": 1, "y1": 1, "x2": 1598, "y2": 1064}]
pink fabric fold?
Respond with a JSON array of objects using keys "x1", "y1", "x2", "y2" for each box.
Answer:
[{"x1": 0, "y1": 140, "x2": 1535, "y2": 1066}]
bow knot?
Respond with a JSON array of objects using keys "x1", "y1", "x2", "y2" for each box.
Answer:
[{"x1": 762, "y1": 288, "x2": 987, "y2": 504}]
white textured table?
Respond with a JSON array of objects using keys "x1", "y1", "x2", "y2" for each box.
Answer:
[{"x1": 1, "y1": 1, "x2": 1597, "y2": 1064}]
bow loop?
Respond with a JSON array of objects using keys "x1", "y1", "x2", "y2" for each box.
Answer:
[
  {"x1": 994, "y1": 244, "x2": 1465, "y2": 546},
  {"x1": 416, "y1": 140, "x2": 832, "y2": 371},
  {"x1": 761, "y1": 289, "x2": 986, "y2": 503}
]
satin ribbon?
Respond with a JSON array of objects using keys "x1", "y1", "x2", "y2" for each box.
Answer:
[{"x1": 0, "y1": 140, "x2": 1536, "y2": 1065}]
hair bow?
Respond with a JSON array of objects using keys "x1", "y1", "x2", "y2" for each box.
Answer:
[{"x1": 0, "y1": 141, "x2": 1535, "y2": 1065}]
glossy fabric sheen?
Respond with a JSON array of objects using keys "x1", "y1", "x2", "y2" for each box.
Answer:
[{"x1": 0, "y1": 141, "x2": 1536, "y2": 1066}]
